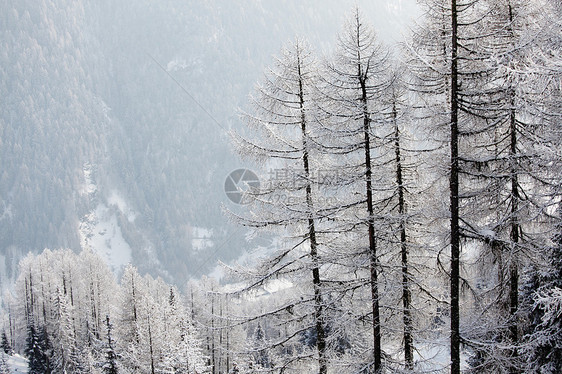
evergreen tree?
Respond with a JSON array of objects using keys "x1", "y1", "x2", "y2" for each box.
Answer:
[
  {"x1": 0, "y1": 353, "x2": 9, "y2": 374},
  {"x1": 523, "y1": 209, "x2": 562, "y2": 373},
  {"x1": 0, "y1": 332, "x2": 11, "y2": 355},
  {"x1": 103, "y1": 315, "x2": 119, "y2": 374},
  {"x1": 116, "y1": 264, "x2": 143, "y2": 372},
  {"x1": 50, "y1": 286, "x2": 79, "y2": 373},
  {"x1": 251, "y1": 322, "x2": 270, "y2": 369},
  {"x1": 25, "y1": 324, "x2": 51, "y2": 374}
]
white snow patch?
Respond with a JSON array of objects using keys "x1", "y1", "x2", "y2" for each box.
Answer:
[
  {"x1": 207, "y1": 240, "x2": 278, "y2": 282},
  {"x1": 96, "y1": 95, "x2": 112, "y2": 120},
  {"x1": 79, "y1": 203, "x2": 132, "y2": 272},
  {"x1": 0, "y1": 201, "x2": 13, "y2": 221},
  {"x1": 480, "y1": 228, "x2": 496, "y2": 239},
  {"x1": 82, "y1": 162, "x2": 97, "y2": 195},
  {"x1": 107, "y1": 190, "x2": 136, "y2": 222},
  {"x1": 167, "y1": 59, "x2": 189, "y2": 71},
  {"x1": 241, "y1": 278, "x2": 294, "y2": 302},
  {"x1": 208, "y1": 264, "x2": 224, "y2": 281},
  {"x1": 166, "y1": 57, "x2": 203, "y2": 74},
  {"x1": 386, "y1": 0, "x2": 403, "y2": 13},
  {"x1": 6, "y1": 353, "x2": 29, "y2": 373},
  {"x1": 263, "y1": 278, "x2": 293, "y2": 294},
  {"x1": 413, "y1": 340, "x2": 448, "y2": 371},
  {"x1": 217, "y1": 277, "x2": 293, "y2": 302},
  {"x1": 412, "y1": 337, "x2": 471, "y2": 371},
  {"x1": 191, "y1": 226, "x2": 214, "y2": 252}
]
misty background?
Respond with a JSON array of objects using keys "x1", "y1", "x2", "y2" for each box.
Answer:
[{"x1": 0, "y1": 0, "x2": 419, "y2": 286}]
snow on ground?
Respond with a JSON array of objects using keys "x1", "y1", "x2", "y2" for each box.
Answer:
[
  {"x1": 107, "y1": 190, "x2": 136, "y2": 222},
  {"x1": 81, "y1": 162, "x2": 97, "y2": 195},
  {"x1": 191, "y1": 226, "x2": 214, "y2": 252},
  {"x1": 413, "y1": 339, "x2": 449, "y2": 372},
  {"x1": 0, "y1": 200, "x2": 13, "y2": 221},
  {"x1": 6, "y1": 353, "x2": 28, "y2": 373},
  {"x1": 80, "y1": 164, "x2": 133, "y2": 272},
  {"x1": 79, "y1": 203, "x2": 132, "y2": 272}
]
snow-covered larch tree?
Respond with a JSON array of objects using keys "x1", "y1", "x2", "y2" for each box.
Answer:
[
  {"x1": 405, "y1": 0, "x2": 501, "y2": 372},
  {"x1": 230, "y1": 39, "x2": 331, "y2": 374},
  {"x1": 315, "y1": 9, "x2": 392, "y2": 372},
  {"x1": 427, "y1": 1, "x2": 562, "y2": 371}
]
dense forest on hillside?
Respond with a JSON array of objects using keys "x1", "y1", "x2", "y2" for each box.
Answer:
[
  {"x1": 1, "y1": 0, "x2": 561, "y2": 373},
  {"x1": 0, "y1": 0, "x2": 416, "y2": 286}
]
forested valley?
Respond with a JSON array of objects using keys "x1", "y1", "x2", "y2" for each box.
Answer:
[{"x1": 1, "y1": 0, "x2": 561, "y2": 373}]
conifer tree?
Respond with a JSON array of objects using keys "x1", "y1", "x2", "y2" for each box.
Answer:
[
  {"x1": 103, "y1": 315, "x2": 119, "y2": 374},
  {"x1": 25, "y1": 324, "x2": 51, "y2": 374},
  {"x1": 251, "y1": 322, "x2": 270, "y2": 369},
  {"x1": 523, "y1": 208, "x2": 562, "y2": 373},
  {"x1": 50, "y1": 286, "x2": 79, "y2": 373},
  {"x1": 0, "y1": 353, "x2": 9, "y2": 374},
  {"x1": 0, "y1": 332, "x2": 11, "y2": 355}
]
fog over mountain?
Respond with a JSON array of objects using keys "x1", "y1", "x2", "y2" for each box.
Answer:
[{"x1": 0, "y1": 0, "x2": 419, "y2": 285}]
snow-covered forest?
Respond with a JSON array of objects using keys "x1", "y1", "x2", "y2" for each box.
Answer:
[
  {"x1": 1, "y1": 0, "x2": 561, "y2": 373},
  {"x1": 1, "y1": 249, "x2": 209, "y2": 373}
]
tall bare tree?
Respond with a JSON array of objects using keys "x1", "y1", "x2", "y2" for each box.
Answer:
[{"x1": 231, "y1": 39, "x2": 329, "y2": 374}]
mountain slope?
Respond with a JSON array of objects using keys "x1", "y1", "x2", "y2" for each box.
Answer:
[{"x1": 0, "y1": 0, "x2": 419, "y2": 285}]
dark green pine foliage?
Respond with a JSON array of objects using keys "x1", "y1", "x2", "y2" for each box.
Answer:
[
  {"x1": 523, "y1": 212, "x2": 562, "y2": 373},
  {"x1": 0, "y1": 332, "x2": 11, "y2": 355},
  {"x1": 103, "y1": 315, "x2": 119, "y2": 374},
  {"x1": 25, "y1": 324, "x2": 51, "y2": 374},
  {"x1": 0, "y1": 354, "x2": 10, "y2": 374},
  {"x1": 252, "y1": 323, "x2": 270, "y2": 369}
]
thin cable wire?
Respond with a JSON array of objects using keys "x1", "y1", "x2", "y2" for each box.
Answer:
[{"x1": 146, "y1": 52, "x2": 227, "y2": 132}]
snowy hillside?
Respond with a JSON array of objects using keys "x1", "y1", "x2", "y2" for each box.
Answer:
[
  {"x1": 4, "y1": 354, "x2": 28, "y2": 373},
  {"x1": 0, "y1": 0, "x2": 420, "y2": 286}
]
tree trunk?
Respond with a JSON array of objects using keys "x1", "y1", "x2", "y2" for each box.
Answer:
[
  {"x1": 394, "y1": 103, "x2": 413, "y2": 370},
  {"x1": 226, "y1": 295, "x2": 231, "y2": 373},
  {"x1": 297, "y1": 48, "x2": 327, "y2": 374},
  {"x1": 148, "y1": 315, "x2": 155, "y2": 374},
  {"x1": 509, "y1": 90, "x2": 520, "y2": 373},
  {"x1": 450, "y1": 1, "x2": 461, "y2": 373},
  {"x1": 360, "y1": 74, "x2": 382, "y2": 372},
  {"x1": 506, "y1": 4, "x2": 520, "y2": 371},
  {"x1": 211, "y1": 292, "x2": 216, "y2": 374}
]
